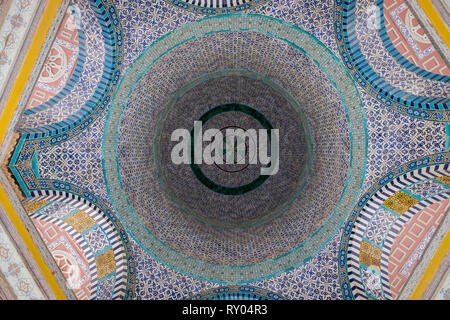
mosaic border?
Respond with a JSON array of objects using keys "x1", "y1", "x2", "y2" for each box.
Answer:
[
  {"x1": 19, "y1": 0, "x2": 123, "y2": 139},
  {"x1": 338, "y1": 151, "x2": 450, "y2": 300},
  {"x1": 165, "y1": 0, "x2": 268, "y2": 15},
  {"x1": 24, "y1": 189, "x2": 136, "y2": 299},
  {"x1": 23, "y1": 4, "x2": 87, "y2": 116},
  {"x1": 190, "y1": 285, "x2": 285, "y2": 300},
  {"x1": 9, "y1": 0, "x2": 123, "y2": 200},
  {"x1": 377, "y1": 0, "x2": 449, "y2": 83},
  {"x1": 28, "y1": 210, "x2": 99, "y2": 299},
  {"x1": 333, "y1": 0, "x2": 449, "y2": 121}
]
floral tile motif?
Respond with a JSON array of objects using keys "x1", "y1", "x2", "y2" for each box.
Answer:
[
  {"x1": 37, "y1": 201, "x2": 78, "y2": 220},
  {"x1": 83, "y1": 226, "x2": 110, "y2": 255},
  {"x1": 96, "y1": 275, "x2": 115, "y2": 300},
  {"x1": 361, "y1": 267, "x2": 384, "y2": 300},
  {"x1": 365, "y1": 208, "x2": 398, "y2": 246},
  {"x1": 405, "y1": 179, "x2": 450, "y2": 199}
]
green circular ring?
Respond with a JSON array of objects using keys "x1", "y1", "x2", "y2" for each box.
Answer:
[{"x1": 190, "y1": 103, "x2": 273, "y2": 196}]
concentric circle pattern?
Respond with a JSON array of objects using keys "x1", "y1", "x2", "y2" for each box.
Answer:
[
  {"x1": 154, "y1": 76, "x2": 310, "y2": 228},
  {"x1": 103, "y1": 14, "x2": 367, "y2": 282}
]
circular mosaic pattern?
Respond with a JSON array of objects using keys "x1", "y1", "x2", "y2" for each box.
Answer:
[
  {"x1": 103, "y1": 14, "x2": 367, "y2": 282},
  {"x1": 179, "y1": 103, "x2": 274, "y2": 196},
  {"x1": 154, "y1": 76, "x2": 310, "y2": 228}
]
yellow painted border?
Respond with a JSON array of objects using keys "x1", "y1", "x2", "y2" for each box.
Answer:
[
  {"x1": 0, "y1": 0, "x2": 66, "y2": 299},
  {"x1": 417, "y1": 0, "x2": 450, "y2": 48},
  {"x1": 410, "y1": 230, "x2": 450, "y2": 299}
]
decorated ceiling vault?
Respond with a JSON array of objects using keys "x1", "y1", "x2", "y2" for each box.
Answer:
[{"x1": 0, "y1": 0, "x2": 448, "y2": 300}]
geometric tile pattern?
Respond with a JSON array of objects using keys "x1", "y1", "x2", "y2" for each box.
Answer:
[
  {"x1": 359, "y1": 240, "x2": 382, "y2": 270},
  {"x1": 360, "y1": 89, "x2": 446, "y2": 195},
  {"x1": 131, "y1": 228, "x2": 344, "y2": 300},
  {"x1": 83, "y1": 226, "x2": 109, "y2": 255},
  {"x1": 251, "y1": 228, "x2": 343, "y2": 300},
  {"x1": 30, "y1": 214, "x2": 94, "y2": 300},
  {"x1": 383, "y1": 191, "x2": 420, "y2": 214},
  {"x1": 36, "y1": 110, "x2": 109, "y2": 204},
  {"x1": 386, "y1": 199, "x2": 449, "y2": 299},
  {"x1": 365, "y1": 208, "x2": 398, "y2": 246},
  {"x1": 405, "y1": 179, "x2": 450, "y2": 199},
  {"x1": 341, "y1": 157, "x2": 450, "y2": 300},
  {"x1": 383, "y1": 0, "x2": 450, "y2": 76},
  {"x1": 26, "y1": 191, "x2": 130, "y2": 300},
  {"x1": 334, "y1": 0, "x2": 450, "y2": 121},
  {"x1": 95, "y1": 250, "x2": 116, "y2": 280}
]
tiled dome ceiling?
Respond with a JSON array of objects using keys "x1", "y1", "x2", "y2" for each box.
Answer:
[{"x1": 104, "y1": 15, "x2": 366, "y2": 281}]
